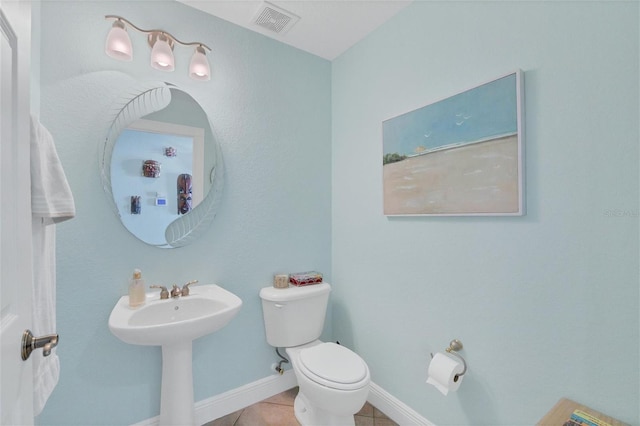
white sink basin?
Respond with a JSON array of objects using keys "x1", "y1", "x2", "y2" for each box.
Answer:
[
  {"x1": 109, "y1": 284, "x2": 242, "y2": 346},
  {"x1": 108, "y1": 284, "x2": 242, "y2": 425}
]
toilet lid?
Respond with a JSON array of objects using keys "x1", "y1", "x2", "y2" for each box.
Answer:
[{"x1": 299, "y1": 343, "x2": 368, "y2": 388}]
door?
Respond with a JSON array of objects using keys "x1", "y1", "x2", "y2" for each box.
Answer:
[{"x1": 0, "y1": 0, "x2": 34, "y2": 424}]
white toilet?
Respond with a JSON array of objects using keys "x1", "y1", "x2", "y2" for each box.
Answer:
[{"x1": 260, "y1": 282, "x2": 370, "y2": 426}]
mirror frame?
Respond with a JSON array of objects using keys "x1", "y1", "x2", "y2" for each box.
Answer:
[{"x1": 99, "y1": 81, "x2": 224, "y2": 248}]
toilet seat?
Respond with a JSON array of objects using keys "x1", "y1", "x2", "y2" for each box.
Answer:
[{"x1": 298, "y1": 342, "x2": 368, "y2": 391}]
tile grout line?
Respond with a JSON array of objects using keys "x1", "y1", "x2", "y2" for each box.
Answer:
[{"x1": 205, "y1": 388, "x2": 398, "y2": 426}]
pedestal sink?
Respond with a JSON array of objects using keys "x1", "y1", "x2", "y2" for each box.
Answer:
[{"x1": 109, "y1": 284, "x2": 242, "y2": 426}]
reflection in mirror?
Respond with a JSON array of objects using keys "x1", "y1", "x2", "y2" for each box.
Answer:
[
  {"x1": 112, "y1": 119, "x2": 204, "y2": 245},
  {"x1": 100, "y1": 83, "x2": 224, "y2": 248}
]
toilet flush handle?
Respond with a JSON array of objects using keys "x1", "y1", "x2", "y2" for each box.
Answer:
[{"x1": 275, "y1": 303, "x2": 285, "y2": 309}]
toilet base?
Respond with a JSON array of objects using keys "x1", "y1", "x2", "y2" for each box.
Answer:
[{"x1": 294, "y1": 391, "x2": 355, "y2": 426}]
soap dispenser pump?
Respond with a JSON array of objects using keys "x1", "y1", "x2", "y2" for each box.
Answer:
[{"x1": 129, "y1": 268, "x2": 146, "y2": 307}]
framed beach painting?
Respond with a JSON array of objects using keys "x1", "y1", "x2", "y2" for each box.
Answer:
[{"x1": 382, "y1": 70, "x2": 525, "y2": 216}]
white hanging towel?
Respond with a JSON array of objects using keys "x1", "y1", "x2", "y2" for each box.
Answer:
[{"x1": 30, "y1": 115, "x2": 75, "y2": 416}]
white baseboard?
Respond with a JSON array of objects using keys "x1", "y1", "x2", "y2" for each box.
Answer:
[
  {"x1": 194, "y1": 369, "x2": 297, "y2": 424},
  {"x1": 131, "y1": 370, "x2": 297, "y2": 426},
  {"x1": 132, "y1": 372, "x2": 434, "y2": 426},
  {"x1": 367, "y1": 381, "x2": 435, "y2": 426}
]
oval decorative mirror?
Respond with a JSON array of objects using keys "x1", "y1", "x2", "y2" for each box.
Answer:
[{"x1": 100, "y1": 82, "x2": 224, "y2": 248}]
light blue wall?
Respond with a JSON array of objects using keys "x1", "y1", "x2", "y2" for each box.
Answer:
[
  {"x1": 35, "y1": 1, "x2": 639, "y2": 425},
  {"x1": 37, "y1": 1, "x2": 331, "y2": 424},
  {"x1": 332, "y1": 2, "x2": 639, "y2": 425}
]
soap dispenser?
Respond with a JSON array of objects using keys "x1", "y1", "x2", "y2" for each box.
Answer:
[{"x1": 129, "y1": 269, "x2": 146, "y2": 308}]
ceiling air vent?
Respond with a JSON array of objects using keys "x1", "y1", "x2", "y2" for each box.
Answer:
[{"x1": 253, "y1": 2, "x2": 300, "y2": 35}]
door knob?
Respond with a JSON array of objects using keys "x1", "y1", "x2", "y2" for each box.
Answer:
[{"x1": 21, "y1": 329, "x2": 59, "y2": 361}]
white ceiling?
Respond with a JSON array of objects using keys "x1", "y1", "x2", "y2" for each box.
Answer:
[{"x1": 177, "y1": 0, "x2": 413, "y2": 60}]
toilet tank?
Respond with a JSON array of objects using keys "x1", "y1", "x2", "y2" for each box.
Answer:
[{"x1": 260, "y1": 282, "x2": 331, "y2": 348}]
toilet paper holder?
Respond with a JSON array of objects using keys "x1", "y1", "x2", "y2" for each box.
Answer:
[{"x1": 430, "y1": 339, "x2": 467, "y2": 378}]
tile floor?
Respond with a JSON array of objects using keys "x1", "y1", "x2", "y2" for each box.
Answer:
[{"x1": 203, "y1": 387, "x2": 399, "y2": 426}]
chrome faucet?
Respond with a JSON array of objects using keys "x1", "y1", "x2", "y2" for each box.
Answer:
[
  {"x1": 170, "y1": 284, "x2": 182, "y2": 298},
  {"x1": 150, "y1": 280, "x2": 198, "y2": 299}
]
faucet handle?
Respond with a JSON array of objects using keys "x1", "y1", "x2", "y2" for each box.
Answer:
[
  {"x1": 150, "y1": 285, "x2": 169, "y2": 300},
  {"x1": 181, "y1": 280, "x2": 199, "y2": 296}
]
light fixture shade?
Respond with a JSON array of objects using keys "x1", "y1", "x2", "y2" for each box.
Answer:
[
  {"x1": 105, "y1": 21, "x2": 132, "y2": 61},
  {"x1": 150, "y1": 35, "x2": 175, "y2": 72},
  {"x1": 189, "y1": 46, "x2": 210, "y2": 81}
]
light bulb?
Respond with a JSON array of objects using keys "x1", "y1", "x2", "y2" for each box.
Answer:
[
  {"x1": 150, "y1": 33, "x2": 175, "y2": 72},
  {"x1": 105, "y1": 20, "x2": 132, "y2": 61},
  {"x1": 189, "y1": 46, "x2": 211, "y2": 81}
]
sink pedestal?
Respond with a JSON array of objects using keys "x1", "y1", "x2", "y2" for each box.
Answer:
[
  {"x1": 160, "y1": 341, "x2": 195, "y2": 426},
  {"x1": 108, "y1": 284, "x2": 243, "y2": 426}
]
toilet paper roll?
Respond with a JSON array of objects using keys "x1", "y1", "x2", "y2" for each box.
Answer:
[{"x1": 426, "y1": 352, "x2": 464, "y2": 395}]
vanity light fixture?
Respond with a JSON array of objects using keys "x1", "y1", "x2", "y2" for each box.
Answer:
[{"x1": 105, "y1": 15, "x2": 212, "y2": 81}]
